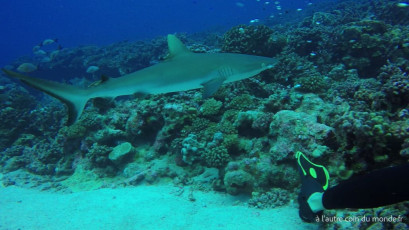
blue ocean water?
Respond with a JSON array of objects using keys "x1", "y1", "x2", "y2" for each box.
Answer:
[{"x1": 0, "y1": 0, "x2": 333, "y2": 67}]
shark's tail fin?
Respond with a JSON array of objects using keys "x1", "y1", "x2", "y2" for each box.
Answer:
[{"x1": 2, "y1": 69, "x2": 90, "y2": 125}]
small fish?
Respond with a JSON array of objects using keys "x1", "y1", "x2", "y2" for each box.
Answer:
[
  {"x1": 32, "y1": 45, "x2": 41, "y2": 52},
  {"x1": 40, "y1": 38, "x2": 58, "y2": 46},
  {"x1": 86, "y1": 65, "x2": 100, "y2": 73},
  {"x1": 50, "y1": 50, "x2": 60, "y2": 60},
  {"x1": 235, "y1": 2, "x2": 244, "y2": 7},
  {"x1": 40, "y1": 56, "x2": 51, "y2": 63},
  {"x1": 397, "y1": 2, "x2": 409, "y2": 7},
  {"x1": 17, "y1": 63, "x2": 37, "y2": 73},
  {"x1": 34, "y1": 49, "x2": 47, "y2": 56}
]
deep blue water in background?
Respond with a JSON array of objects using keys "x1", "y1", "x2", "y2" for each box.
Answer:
[{"x1": 0, "y1": 0, "x2": 335, "y2": 67}]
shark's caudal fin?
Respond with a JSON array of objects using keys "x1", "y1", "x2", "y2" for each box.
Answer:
[{"x1": 2, "y1": 69, "x2": 90, "y2": 125}]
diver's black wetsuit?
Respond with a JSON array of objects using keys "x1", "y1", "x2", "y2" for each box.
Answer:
[{"x1": 322, "y1": 163, "x2": 409, "y2": 209}]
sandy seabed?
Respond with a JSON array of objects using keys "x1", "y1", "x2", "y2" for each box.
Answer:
[{"x1": 0, "y1": 185, "x2": 318, "y2": 230}]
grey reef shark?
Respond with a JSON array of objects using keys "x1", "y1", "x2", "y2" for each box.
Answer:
[{"x1": 2, "y1": 35, "x2": 277, "y2": 125}]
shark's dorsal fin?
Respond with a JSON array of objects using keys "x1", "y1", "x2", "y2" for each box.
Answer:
[{"x1": 167, "y1": 34, "x2": 191, "y2": 58}]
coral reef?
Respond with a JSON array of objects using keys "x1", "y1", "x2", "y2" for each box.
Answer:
[
  {"x1": 222, "y1": 24, "x2": 284, "y2": 57},
  {"x1": 248, "y1": 188, "x2": 291, "y2": 209},
  {"x1": 199, "y1": 98, "x2": 223, "y2": 117},
  {"x1": 223, "y1": 169, "x2": 255, "y2": 195},
  {"x1": 181, "y1": 134, "x2": 203, "y2": 165},
  {"x1": 202, "y1": 145, "x2": 230, "y2": 168},
  {"x1": 108, "y1": 142, "x2": 135, "y2": 163},
  {"x1": 269, "y1": 110, "x2": 335, "y2": 161}
]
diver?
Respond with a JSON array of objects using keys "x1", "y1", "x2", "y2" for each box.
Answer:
[{"x1": 296, "y1": 151, "x2": 409, "y2": 222}]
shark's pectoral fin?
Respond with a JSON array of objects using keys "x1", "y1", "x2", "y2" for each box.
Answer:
[
  {"x1": 66, "y1": 98, "x2": 85, "y2": 125},
  {"x1": 201, "y1": 77, "x2": 225, "y2": 98},
  {"x1": 201, "y1": 66, "x2": 236, "y2": 98}
]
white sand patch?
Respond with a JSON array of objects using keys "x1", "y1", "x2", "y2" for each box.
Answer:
[{"x1": 0, "y1": 185, "x2": 318, "y2": 230}]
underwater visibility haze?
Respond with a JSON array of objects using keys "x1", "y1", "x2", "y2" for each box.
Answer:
[
  {"x1": 0, "y1": 0, "x2": 324, "y2": 67},
  {"x1": 1, "y1": 0, "x2": 409, "y2": 229}
]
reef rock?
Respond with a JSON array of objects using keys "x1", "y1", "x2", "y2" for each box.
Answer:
[
  {"x1": 108, "y1": 142, "x2": 135, "y2": 163},
  {"x1": 269, "y1": 110, "x2": 335, "y2": 161}
]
